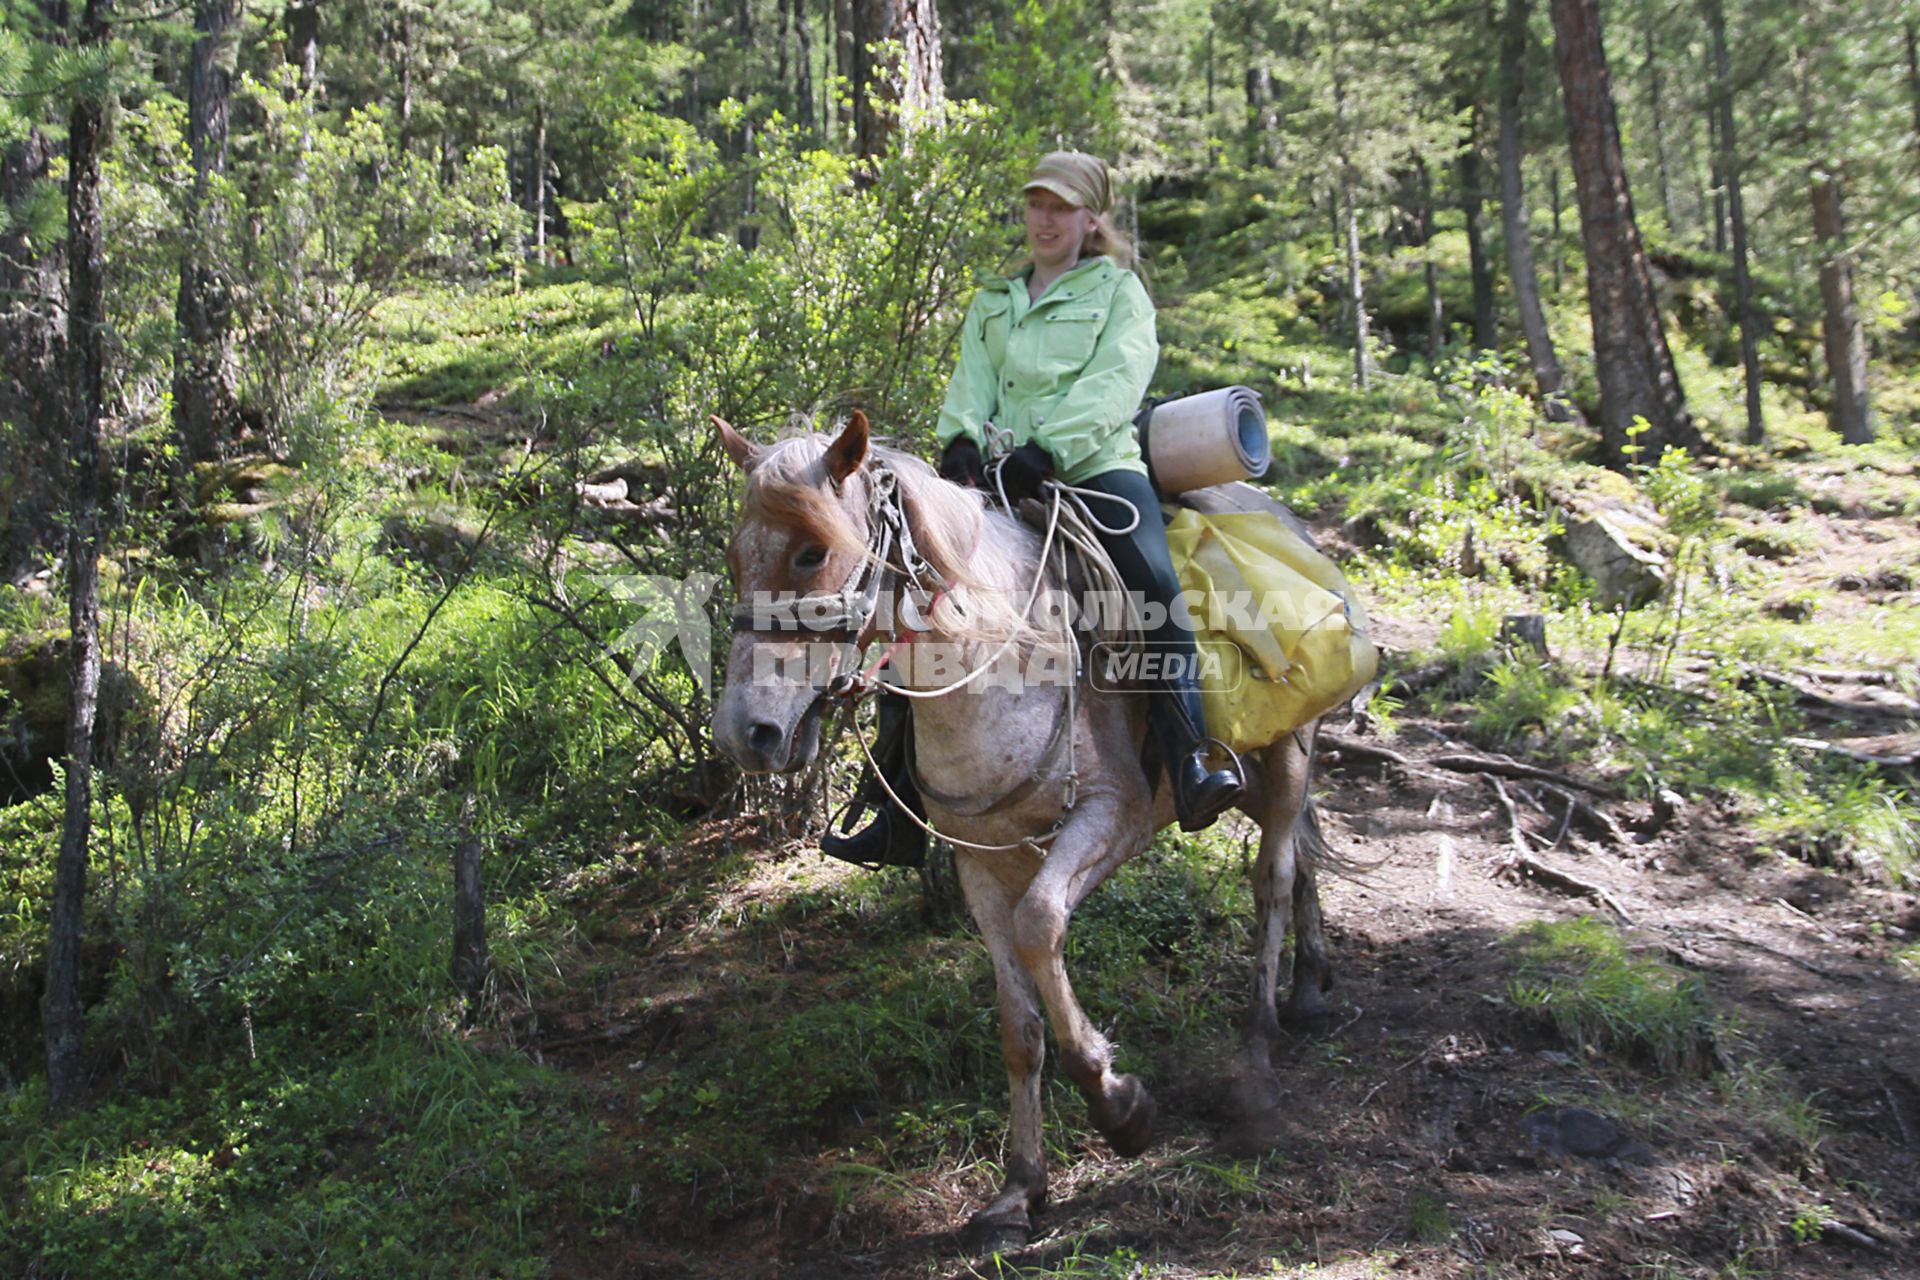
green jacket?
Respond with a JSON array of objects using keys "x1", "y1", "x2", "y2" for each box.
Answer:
[{"x1": 934, "y1": 255, "x2": 1155, "y2": 484}]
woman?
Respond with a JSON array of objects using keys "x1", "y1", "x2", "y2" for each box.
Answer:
[{"x1": 823, "y1": 151, "x2": 1244, "y2": 869}]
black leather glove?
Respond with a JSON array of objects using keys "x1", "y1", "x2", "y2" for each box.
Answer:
[
  {"x1": 939, "y1": 437, "x2": 988, "y2": 489},
  {"x1": 997, "y1": 442, "x2": 1056, "y2": 504}
]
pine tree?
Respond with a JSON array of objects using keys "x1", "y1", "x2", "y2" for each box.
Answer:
[{"x1": 1550, "y1": 0, "x2": 1704, "y2": 465}]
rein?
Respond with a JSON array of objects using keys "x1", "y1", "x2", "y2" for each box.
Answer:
[{"x1": 728, "y1": 454, "x2": 1086, "y2": 852}]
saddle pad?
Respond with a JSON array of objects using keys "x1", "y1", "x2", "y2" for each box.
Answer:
[{"x1": 1165, "y1": 506, "x2": 1378, "y2": 753}]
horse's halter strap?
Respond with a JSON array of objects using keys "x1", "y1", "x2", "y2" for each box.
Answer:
[{"x1": 726, "y1": 462, "x2": 941, "y2": 654}]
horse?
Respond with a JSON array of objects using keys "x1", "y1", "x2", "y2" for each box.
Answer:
[{"x1": 710, "y1": 411, "x2": 1336, "y2": 1250}]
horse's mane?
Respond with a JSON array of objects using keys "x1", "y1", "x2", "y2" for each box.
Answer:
[{"x1": 745, "y1": 430, "x2": 1061, "y2": 652}]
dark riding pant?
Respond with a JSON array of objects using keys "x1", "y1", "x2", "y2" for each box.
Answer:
[{"x1": 1070, "y1": 468, "x2": 1202, "y2": 672}]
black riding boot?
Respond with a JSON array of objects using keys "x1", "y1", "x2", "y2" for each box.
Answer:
[
  {"x1": 820, "y1": 690, "x2": 927, "y2": 869},
  {"x1": 1149, "y1": 682, "x2": 1244, "y2": 833}
]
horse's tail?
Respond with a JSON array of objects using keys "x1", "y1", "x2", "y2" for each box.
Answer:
[{"x1": 1298, "y1": 748, "x2": 1381, "y2": 880}]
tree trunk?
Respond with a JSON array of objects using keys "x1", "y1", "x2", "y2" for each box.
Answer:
[
  {"x1": 792, "y1": 0, "x2": 814, "y2": 134},
  {"x1": 1418, "y1": 160, "x2": 1444, "y2": 361},
  {"x1": 45, "y1": 0, "x2": 111, "y2": 1115},
  {"x1": 1345, "y1": 180, "x2": 1368, "y2": 389},
  {"x1": 172, "y1": 0, "x2": 240, "y2": 466},
  {"x1": 1549, "y1": 164, "x2": 1563, "y2": 295},
  {"x1": 1245, "y1": 65, "x2": 1280, "y2": 167},
  {"x1": 1810, "y1": 175, "x2": 1873, "y2": 444},
  {"x1": 1458, "y1": 123, "x2": 1497, "y2": 351},
  {"x1": 1498, "y1": 0, "x2": 1572, "y2": 417},
  {"x1": 287, "y1": 0, "x2": 319, "y2": 94},
  {"x1": 1702, "y1": 0, "x2": 1763, "y2": 445},
  {"x1": 833, "y1": 0, "x2": 855, "y2": 139},
  {"x1": 1336, "y1": 76, "x2": 1369, "y2": 389},
  {"x1": 777, "y1": 0, "x2": 791, "y2": 118},
  {"x1": 1706, "y1": 82, "x2": 1727, "y2": 253},
  {"x1": 452, "y1": 799, "x2": 489, "y2": 1016},
  {"x1": 0, "y1": 126, "x2": 68, "y2": 566},
  {"x1": 532, "y1": 103, "x2": 547, "y2": 265},
  {"x1": 1907, "y1": 21, "x2": 1920, "y2": 156},
  {"x1": 1643, "y1": 21, "x2": 1677, "y2": 234},
  {"x1": 396, "y1": 12, "x2": 414, "y2": 146},
  {"x1": 1550, "y1": 0, "x2": 1704, "y2": 465},
  {"x1": 850, "y1": 0, "x2": 945, "y2": 159}
]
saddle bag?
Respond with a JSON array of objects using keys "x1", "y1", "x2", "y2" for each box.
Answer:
[{"x1": 1164, "y1": 486, "x2": 1377, "y2": 753}]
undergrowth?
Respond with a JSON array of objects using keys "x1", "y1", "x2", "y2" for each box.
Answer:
[{"x1": 1506, "y1": 917, "x2": 1720, "y2": 1074}]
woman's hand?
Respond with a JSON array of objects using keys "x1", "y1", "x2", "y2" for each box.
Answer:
[
  {"x1": 997, "y1": 442, "x2": 1056, "y2": 503},
  {"x1": 939, "y1": 437, "x2": 988, "y2": 489}
]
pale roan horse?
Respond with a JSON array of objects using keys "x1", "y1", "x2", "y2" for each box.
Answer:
[{"x1": 711, "y1": 412, "x2": 1334, "y2": 1250}]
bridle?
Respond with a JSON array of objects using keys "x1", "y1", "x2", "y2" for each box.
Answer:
[
  {"x1": 723, "y1": 456, "x2": 1083, "y2": 850},
  {"x1": 725, "y1": 461, "x2": 944, "y2": 693}
]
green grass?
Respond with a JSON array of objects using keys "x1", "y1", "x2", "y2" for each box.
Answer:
[
  {"x1": 2, "y1": 1037, "x2": 596, "y2": 1278},
  {"x1": 1507, "y1": 917, "x2": 1720, "y2": 1074},
  {"x1": 1895, "y1": 942, "x2": 1920, "y2": 979}
]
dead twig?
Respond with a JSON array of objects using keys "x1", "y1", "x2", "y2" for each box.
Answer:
[
  {"x1": 1773, "y1": 896, "x2": 1840, "y2": 943},
  {"x1": 1880, "y1": 1078, "x2": 1915, "y2": 1149},
  {"x1": 1319, "y1": 734, "x2": 1618, "y2": 797},
  {"x1": 1532, "y1": 780, "x2": 1634, "y2": 848},
  {"x1": 1488, "y1": 779, "x2": 1634, "y2": 924}
]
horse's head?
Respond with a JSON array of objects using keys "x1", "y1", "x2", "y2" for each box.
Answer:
[{"x1": 710, "y1": 412, "x2": 877, "y2": 773}]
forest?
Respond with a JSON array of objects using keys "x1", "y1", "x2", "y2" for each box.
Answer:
[{"x1": 1, "y1": 0, "x2": 1917, "y2": 1274}]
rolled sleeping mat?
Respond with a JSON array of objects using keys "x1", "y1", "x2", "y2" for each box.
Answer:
[{"x1": 1138, "y1": 386, "x2": 1270, "y2": 496}]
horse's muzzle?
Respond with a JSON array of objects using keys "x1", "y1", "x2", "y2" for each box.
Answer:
[{"x1": 714, "y1": 691, "x2": 830, "y2": 774}]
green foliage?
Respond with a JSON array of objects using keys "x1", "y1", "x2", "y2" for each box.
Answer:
[
  {"x1": 1512, "y1": 917, "x2": 1728, "y2": 1074},
  {"x1": 1752, "y1": 768, "x2": 1916, "y2": 884},
  {"x1": 1, "y1": 1036, "x2": 594, "y2": 1277},
  {"x1": 1507, "y1": 917, "x2": 1720, "y2": 1075}
]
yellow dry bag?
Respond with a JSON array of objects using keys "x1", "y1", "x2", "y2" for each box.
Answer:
[{"x1": 1164, "y1": 508, "x2": 1378, "y2": 753}]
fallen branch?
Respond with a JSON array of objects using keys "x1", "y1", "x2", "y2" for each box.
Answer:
[
  {"x1": 1818, "y1": 1220, "x2": 1891, "y2": 1254},
  {"x1": 1489, "y1": 779, "x2": 1634, "y2": 924},
  {"x1": 1320, "y1": 734, "x2": 1619, "y2": 798},
  {"x1": 1432, "y1": 752, "x2": 1619, "y2": 797},
  {"x1": 1742, "y1": 665, "x2": 1917, "y2": 720},
  {"x1": 1532, "y1": 780, "x2": 1634, "y2": 848},
  {"x1": 1782, "y1": 736, "x2": 1919, "y2": 770}
]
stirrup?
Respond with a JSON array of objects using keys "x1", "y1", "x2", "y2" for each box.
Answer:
[
  {"x1": 1171, "y1": 737, "x2": 1246, "y2": 833},
  {"x1": 820, "y1": 790, "x2": 924, "y2": 870}
]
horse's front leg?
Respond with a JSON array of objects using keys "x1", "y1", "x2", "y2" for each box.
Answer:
[
  {"x1": 955, "y1": 855, "x2": 1048, "y2": 1252},
  {"x1": 1012, "y1": 799, "x2": 1158, "y2": 1157}
]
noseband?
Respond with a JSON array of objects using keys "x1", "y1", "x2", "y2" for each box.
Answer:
[{"x1": 726, "y1": 462, "x2": 941, "y2": 652}]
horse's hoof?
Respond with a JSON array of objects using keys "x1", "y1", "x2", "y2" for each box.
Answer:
[
  {"x1": 962, "y1": 1208, "x2": 1031, "y2": 1255},
  {"x1": 1281, "y1": 1002, "x2": 1335, "y2": 1037},
  {"x1": 1091, "y1": 1073, "x2": 1158, "y2": 1157}
]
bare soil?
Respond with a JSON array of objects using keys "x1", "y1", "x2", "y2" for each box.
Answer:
[
  {"x1": 510, "y1": 714, "x2": 1918, "y2": 1279},
  {"x1": 516, "y1": 487, "x2": 1920, "y2": 1278}
]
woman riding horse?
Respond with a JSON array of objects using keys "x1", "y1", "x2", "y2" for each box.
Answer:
[{"x1": 823, "y1": 150, "x2": 1246, "y2": 868}]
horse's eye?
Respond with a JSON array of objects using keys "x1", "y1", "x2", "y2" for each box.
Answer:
[{"x1": 792, "y1": 543, "x2": 827, "y2": 571}]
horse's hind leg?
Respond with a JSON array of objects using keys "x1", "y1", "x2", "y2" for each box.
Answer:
[
  {"x1": 1284, "y1": 821, "x2": 1335, "y2": 1031},
  {"x1": 1246, "y1": 729, "x2": 1319, "y2": 1074},
  {"x1": 954, "y1": 855, "x2": 1048, "y2": 1252}
]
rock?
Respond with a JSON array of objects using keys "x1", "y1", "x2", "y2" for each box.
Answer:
[
  {"x1": 1763, "y1": 595, "x2": 1816, "y2": 622},
  {"x1": 1561, "y1": 513, "x2": 1667, "y2": 608},
  {"x1": 1523, "y1": 1105, "x2": 1652, "y2": 1161}
]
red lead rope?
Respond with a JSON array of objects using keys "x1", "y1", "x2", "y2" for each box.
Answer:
[{"x1": 838, "y1": 586, "x2": 948, "y2": 697}]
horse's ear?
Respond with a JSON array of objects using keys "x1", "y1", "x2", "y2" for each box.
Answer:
[
  {"x1": 824, "y1": 410, "x2": 870, "y2": 486},
  {"x1": 712, "y1": 416, "x2": 761, "y2": 468}
]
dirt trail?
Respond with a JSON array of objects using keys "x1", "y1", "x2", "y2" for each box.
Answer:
[
  {"x1": 526, "y1": 489, "x2": 1920, "y2": 1278},
  {"x1": 524, "y1": 713, "x2": 1918, "y2": 1279}
]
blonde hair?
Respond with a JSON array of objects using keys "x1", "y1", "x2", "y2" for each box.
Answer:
[{"x1": 1082, "y1": 210, "x2": 1134, "y2": 271}]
